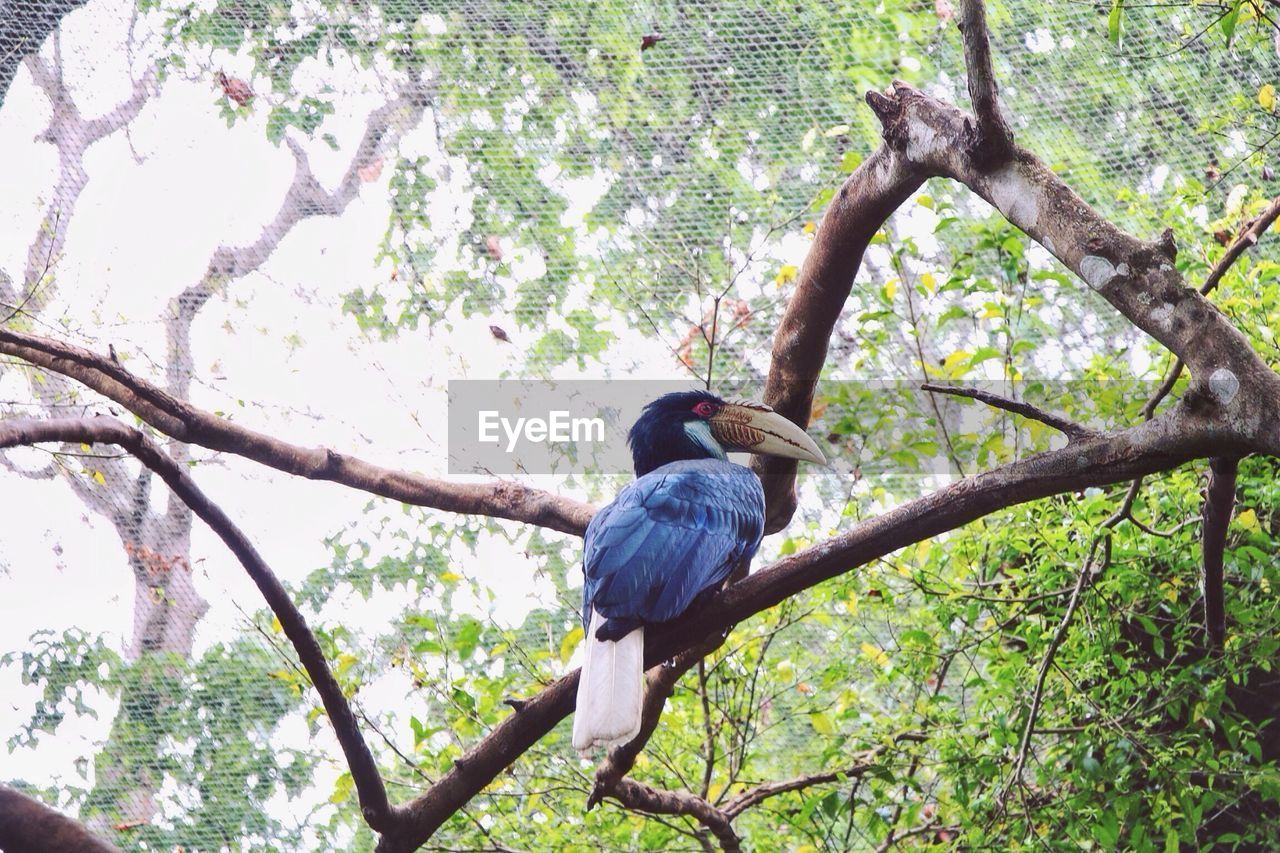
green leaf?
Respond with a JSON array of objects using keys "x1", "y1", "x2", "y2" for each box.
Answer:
[
  {"x1": 1107, "y1": 0, "x2": 1124, "y2": 47},
  {"x1": 809, "y1": 712, "x2": 836, "y2": 735},
  {"x1": 1221, "y1": 1, "x2": 1243, "y2": 44}
]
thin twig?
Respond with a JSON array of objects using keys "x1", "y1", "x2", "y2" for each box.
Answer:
[
  {"x1": 722, "y1": 736, "x2": 925, "y2": 819},
  {"x1": 921, "y1": 383, "x2": 1092, "y2": 440},
  {"x1": 1000, "y1": 538, "x2": 1103, "y2": 807},
  {"x1": 698, "y1": 659, "x2": 716, "y2": 800},
  {"x1": 1201, "y1": 195, "x2": 1280, "y2": 296}
]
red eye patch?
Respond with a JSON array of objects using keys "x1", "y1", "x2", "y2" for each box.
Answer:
[{"x1": 692, "y1": 401, "x2": 718, "y2": 418}]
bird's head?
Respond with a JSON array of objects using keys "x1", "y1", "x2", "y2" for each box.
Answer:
[{"x1": 627, "y1": 390, "x2": 825, "y2": 477}]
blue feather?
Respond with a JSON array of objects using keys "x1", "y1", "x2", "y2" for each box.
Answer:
[{"x1": 583, "y1": 458, "x2": 765, "y2": 639}]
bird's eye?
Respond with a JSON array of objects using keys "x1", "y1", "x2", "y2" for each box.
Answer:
[{"x1": 692, "y1": 401, "x2": 718, "y2": 418}]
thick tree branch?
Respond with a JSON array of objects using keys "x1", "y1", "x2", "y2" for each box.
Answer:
[
  {"x1": 1139, "y1": 194, "x2": 1280, "y2": 418},
  {"x1": 0, "y1": 329, "x2": 594, "y2": 535},
  {"x1": 1201, "y1": 455, "x2": 1239, "y2": 650},
  {"x1": 0, "y1": 785, "x2": 117, "y2": 853},
  {"x1": 0, "y1": 416, "x2": 395, "y2": 831},
  {"x1": 872, "y1": 81, "x2": 1271, "y2": 388},
  {"x1": 754, "y1": 145, "x2": 925, "y2": 532},
  {"x1": 920, "y1": 383, "x2": 1092, "y2": 440},
  {"x1": 957, "y1": 0, "x2": 1014, "y2": 166}
]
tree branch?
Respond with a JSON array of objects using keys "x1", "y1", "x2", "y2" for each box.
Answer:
[
  {"x1": 1001, "y1": 545, "x2": 1098, "y2": 806},
  {"x1": 754, "y1": 145, "x2": 925, "y2": 533},
  {"x1": 587, "y1": 636, "x2": 726, "y2": 812},
  {"x1": 877, "y1": 82, "x2": 1276, "y2": 390},
  {"x1": 756, "y1": 17, "x2": 1280, "y2": 532},
  {"x1": 607, "y1": 778, "x2": 740, "y2": 852},
  {"x1": 1201, "y1": 455, "x2": 1239, "y2": 650},
  {"x1": 958, "y1": 0, "x2": 1014, "y2": 166},
  {"x1": 721, "y1": 737, "x2": 924, "y2": 818},
  {"x1": 0, "y1": 785, "x2": 117, "y2": 853},
  {"x1": 1139, "y1": 194, "x2": 1280, "y2": 419},
  {"x1": 1201, "y1": 195, "x2": 1280, "y2": 297},
  {"x1": 920, "y1": 383, "x2": 1092, "y2": 440},
  {"x1": 0, "y1": 329, "x2": 594, "y2": 535},
  {"x1": 82, "y1": 69, "x2": 154, "y2": 143},
  {"x1": 378, "y1": 396, "x2": 1251, "y2": 850},
  {"x1": 0, "y1": 1, "x2": 88, "y2": 104},
  {"x1": 6, "y1": 364, "x2": 1261, "y2": 850},
  {"x1": 0, "y1": 416, "x2": 395, "y2": 830}
]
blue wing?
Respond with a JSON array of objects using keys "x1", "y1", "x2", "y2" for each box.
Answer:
[{"x1": 583, "y1": 459, "x2": 765, "y2": 638}]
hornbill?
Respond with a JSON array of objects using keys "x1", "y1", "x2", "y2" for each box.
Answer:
[{"x1": 572, "y1": 391, "x2": 825, "y2": 755}]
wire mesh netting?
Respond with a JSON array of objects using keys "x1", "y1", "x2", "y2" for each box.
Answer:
[{"x1": 2, "y1": 0, "x2": 1279, "y2": 849}]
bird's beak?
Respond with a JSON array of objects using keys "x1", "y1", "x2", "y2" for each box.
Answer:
[{"x1": 709, "y1": 400, "x2": 826, "y2": 465}]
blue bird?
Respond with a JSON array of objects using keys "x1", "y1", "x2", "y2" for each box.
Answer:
[{"x1": 572, "y1": 391, "x2": 825, "y2": 755}]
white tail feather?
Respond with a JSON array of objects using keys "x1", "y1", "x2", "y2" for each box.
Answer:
[{"x1": 572, "y1": 610, "x2": 644, "y2": 757}]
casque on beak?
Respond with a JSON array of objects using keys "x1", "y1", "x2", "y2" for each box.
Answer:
[{"x1": 708, "y1": 399, "x2": 826, "y2": 465}]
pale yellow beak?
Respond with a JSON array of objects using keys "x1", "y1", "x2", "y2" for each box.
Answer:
[{"x1": 709, "y1": 399, "x2": 826, "y2": 465}]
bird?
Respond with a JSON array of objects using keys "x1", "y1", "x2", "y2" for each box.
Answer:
[{"x1": 572, "y1": 390, "x2": 825, "y2": 756}]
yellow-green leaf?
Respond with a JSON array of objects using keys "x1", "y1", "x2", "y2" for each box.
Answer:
[
  {"x1": 943, "y1": 350, "x2": 971, "y2": 371},
  {"x1": 1260, "y1": 84, "x2": 1276, "y2": 112},
  {"x1": 559, "y1": 626, "x2": 583, "y2": 663},
  {"x1": 1237, "y1": 508, "x2": 1259, "y2": 531},
  {"x1": 809, "y1": 711, "x2": 836, "y2": 735},
  {"x1": 861, "y1": 642, "x2": 890, "y2": 668}
]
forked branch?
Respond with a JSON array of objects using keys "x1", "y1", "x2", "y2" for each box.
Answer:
[{"x1": 958, "y1": 0, "x2": 1014, "y2": 165}]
